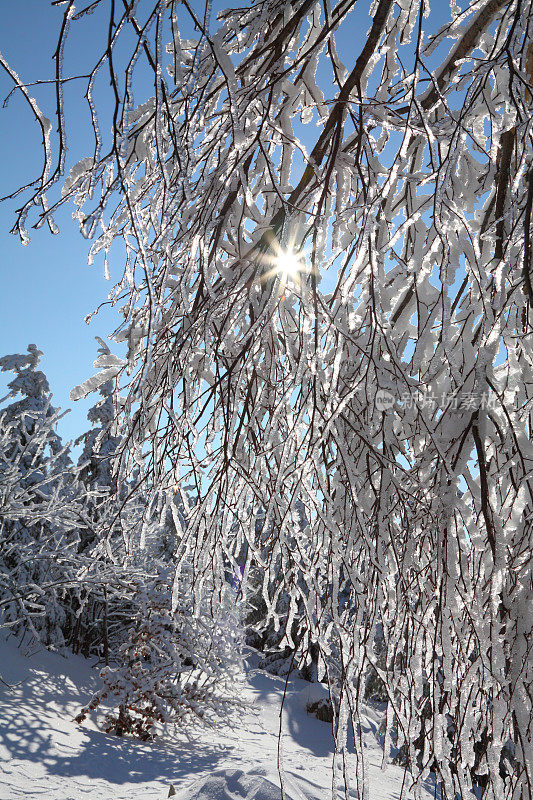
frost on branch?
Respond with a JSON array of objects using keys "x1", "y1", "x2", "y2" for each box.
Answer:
[{"x1": 70, "y1": 337, "x2": 125, "y2": 402}]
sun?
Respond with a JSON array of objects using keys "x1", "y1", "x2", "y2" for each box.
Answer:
[
  {"x1": 261, "y1": 237, "x2": 308, "y2": 293},
  {"x1": 275, "y1": 247, "x2": 306, "y2": 285},
  {"x1": 257, "y1": 226, "x2": 310, "y2": 294}
]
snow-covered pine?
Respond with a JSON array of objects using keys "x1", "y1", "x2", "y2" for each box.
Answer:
[
  {"x1": 3, "y1": 2, "x2": 533, "y2": 797},
  {"x1": 65, "y1": 338, "x2": 134, "y2": 660},
  {"x1": 74, "y1": 338, "x2": 125, "y2": 554},
  {"x1": 0, "y1": 346, "x2": 81, "y2": 648}
]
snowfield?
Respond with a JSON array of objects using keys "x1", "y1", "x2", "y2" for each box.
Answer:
[{"x1": 0, "y1": 640, "x2": 435, "y2": 800}]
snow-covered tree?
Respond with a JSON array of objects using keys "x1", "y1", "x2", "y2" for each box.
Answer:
[
  {"x1": 0, "y1": 345, "x2": 80, "y2": 647},
  {"x1": 76, "y1": 339, "x2": 121, "y2": 493},
  {"x1": 68, "y1": 337, "x2": 153, "y2": 659},
  {"x1": 74, "y1": 337, "x2": 125, "y2": 556},
  {"x1": 2, "y1": 2, "x2": 533, "y2": 797}
]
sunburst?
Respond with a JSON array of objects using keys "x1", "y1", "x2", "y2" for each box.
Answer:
[{"x1": 261, "y1": 231, "x2": 309, "y2": 292}]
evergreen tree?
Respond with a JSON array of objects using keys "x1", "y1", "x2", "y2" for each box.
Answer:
[
  {"x1": 68, "y1": 337, "x2": 143, "y2": 659},
  {"x1": 0, "y1": 345, "x2": 80, "y2": 647},
  {"x1": 75, "y1": 337, "x2": 123, "y2": 555}
]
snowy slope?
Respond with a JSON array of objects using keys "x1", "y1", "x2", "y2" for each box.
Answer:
[{"x1": 0, "y1": 639, "x2": 435, "y2": 800}]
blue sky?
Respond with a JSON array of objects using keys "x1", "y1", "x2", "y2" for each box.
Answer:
[{"x1": 0, "y1": 1, "x2": 125, "y2": 447}]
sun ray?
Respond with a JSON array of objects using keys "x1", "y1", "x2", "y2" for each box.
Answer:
[{"x1": 260, "y1": 232, "x2": 309, "y2": 293}]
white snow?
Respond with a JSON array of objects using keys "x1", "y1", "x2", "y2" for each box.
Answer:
[{"x1": 0, "y1": 640, "x2": 435, "y2": 800}]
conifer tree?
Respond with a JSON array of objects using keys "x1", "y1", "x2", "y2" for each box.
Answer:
[{"x1": 0, "y1": 345, "x2": 80, "y2": 646}]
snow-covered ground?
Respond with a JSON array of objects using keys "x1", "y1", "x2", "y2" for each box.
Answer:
[{"x1": 0, "y1": 639, "x2": 435, "y2": 800}]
